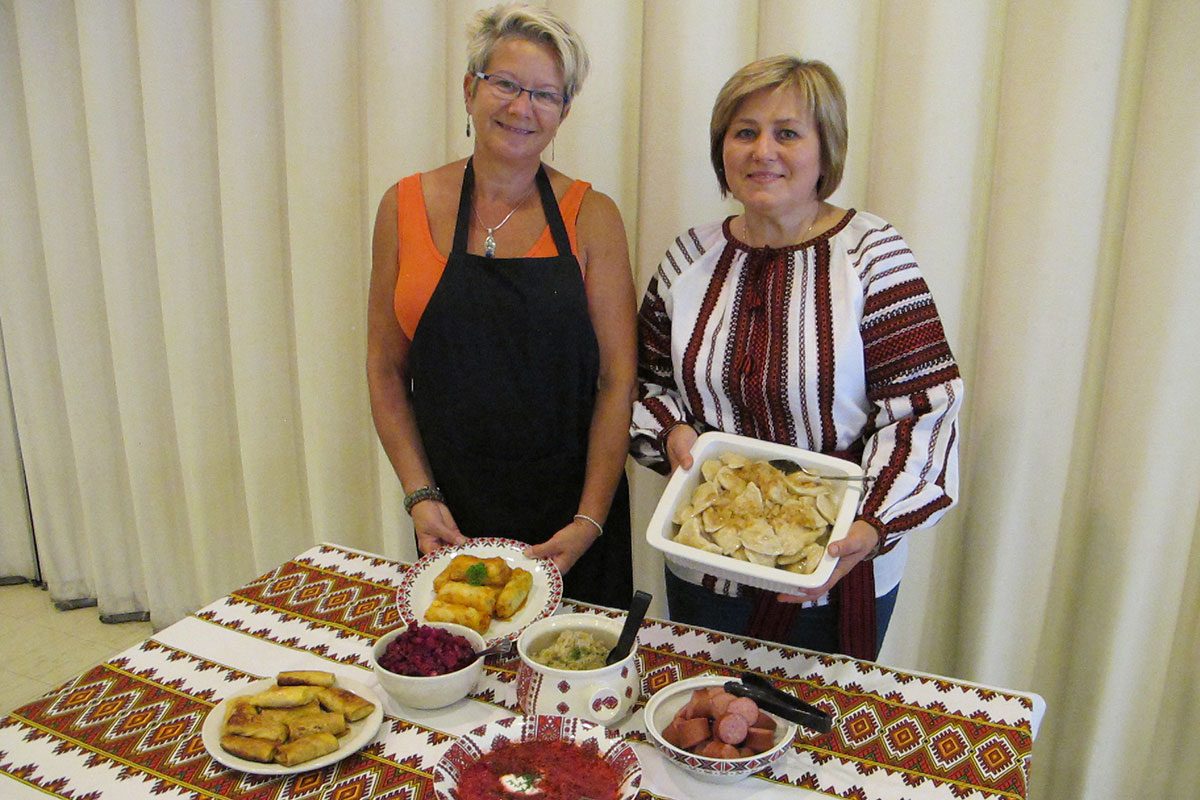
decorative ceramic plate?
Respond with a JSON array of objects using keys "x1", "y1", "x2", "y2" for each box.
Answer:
[
  {"x1": 201, "y1": 676, "x2": 383, "y2": 776},
  {"x1": 432, "y1": 715, "x2": 641, "y2": 800},
  {"x1": 396, "y1": 538, "x2": 563, "y2": 647}
]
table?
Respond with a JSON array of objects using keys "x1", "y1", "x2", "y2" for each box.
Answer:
[{"x1": 0, "y1": 544, "x2": 1041, "y2": 799}]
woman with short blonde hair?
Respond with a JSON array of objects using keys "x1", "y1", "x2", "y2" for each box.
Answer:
[{"x1": 368, "y1": 4, "x2": 636, "y2": 608}]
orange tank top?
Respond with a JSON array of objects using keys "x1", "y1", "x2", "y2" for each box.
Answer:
[{"x1": 393, "y1": 172, "x2": 591, "y2": 339}]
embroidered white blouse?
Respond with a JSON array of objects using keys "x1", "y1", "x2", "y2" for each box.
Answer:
[{"x1": 631, "y1": 211, "x2": 964, "y2": 598}]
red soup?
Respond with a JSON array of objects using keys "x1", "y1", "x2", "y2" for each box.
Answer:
[{"x1": 456, "y1": 739, "x2": 621, "y2": 800}]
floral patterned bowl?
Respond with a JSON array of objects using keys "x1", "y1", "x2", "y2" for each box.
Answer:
[
  {"x1": 642, "y1": 675, "x2": 798, "y2": 784},
  {"x1": 432, "y1": 715, "x2": 641, "y2": 800},
  {"x1": 516, "y1": 613, "x2": 641, "y2": 726}
]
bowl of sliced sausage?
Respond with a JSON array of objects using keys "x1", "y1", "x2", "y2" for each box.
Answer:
[{"x1": 642, "y1": 675, "x2": 797, "y2": 784}]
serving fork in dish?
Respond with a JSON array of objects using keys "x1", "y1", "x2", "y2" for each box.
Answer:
[{"x1": 767, "y1": 459, "x2": 873, "y2": 482}]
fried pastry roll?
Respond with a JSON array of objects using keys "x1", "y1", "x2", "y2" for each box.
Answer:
[
  {"x1": 222, "y1": 713, "x2": 288, "y2": 743},
  {"x1": 221, "y1": 733, "x2": 278, "y2": 763},
  {"x1": 436, "y1": 580, "x2": 498, "y2": 615},
  {"x1": 317, "y1": 687, "x2": 376, "y2": 722},
  {"x1": 276, "y1": 670, "x2": 336, "y2": 687},
  {"x1": 274, "y1": 732, "x2": 339, "y2": 767},
  {"x1": 248, "y1": 685, "x2": 321, "y2": 708},
  {"x1": 495, "y1": 568, "x2": 532, "y2": 620},
  {"x1": 479, "y1": 557, "x2": 512, "y2": 587},
  {"x1": 284, "y1": 710, "x2": 349, "y2": 739},
  {"x1": 433, "y1": 554, "x2": 485, "y2": 591},
  {"x1": 258, "y1": 701, "x2": 321, "y2": 724},
  {"x1": 224, "y1": 698, "x2": 256, "y2": 723},
  {"x1": 424, "y1": 598, "x2": 491, "y2": 634}
]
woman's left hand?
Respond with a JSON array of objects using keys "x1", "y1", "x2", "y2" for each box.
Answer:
[
  {"x1": 776, "y1": 520, "x2": 880, "y2": 604},
  {"x1": 524, "y1": 518, "x2": 602, "y2": 576}
]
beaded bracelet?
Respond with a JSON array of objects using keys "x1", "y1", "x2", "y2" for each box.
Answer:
[
  {"x1": 403, "y1": 486, "x2": 445, "y2": 514},
  {"x1": 573, "y1": 513, "x2": 603, "y2": 536}
]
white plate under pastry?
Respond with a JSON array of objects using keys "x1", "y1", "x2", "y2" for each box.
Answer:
[
  {"x1": 395, "y1": 537, "x2": 563, "y2": 647},
  {"x1": 201, "y1": 676, "x2": 383, "y2": 776}
]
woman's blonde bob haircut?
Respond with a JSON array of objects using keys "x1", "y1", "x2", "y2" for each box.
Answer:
[
  {"x1": 710, "y1": 56, "x2": 848, "y2": 201},
  {"x1": 466, "y1": 3, "x2": 591, "y2": 105}
]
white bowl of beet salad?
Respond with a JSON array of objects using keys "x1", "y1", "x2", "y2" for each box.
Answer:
[{"x1": 370, "y1": 621, "x2": 484, "y2": 709}]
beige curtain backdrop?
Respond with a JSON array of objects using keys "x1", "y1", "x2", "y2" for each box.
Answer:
[{"x1": 1, "y1": 0, "x2": 1197, "y2": 796}]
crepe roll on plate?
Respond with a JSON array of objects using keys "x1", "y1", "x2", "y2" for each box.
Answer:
[
  {"x1": 258, "y1": 701, "x2": 321, "y2": 724},
  {"x1": 495, "y1": 568, "x2": 532, "y2": 620},
  {"x1": 284, "y1": 710, "x2": 349, "y2": 739},
  {"x1": 248, "y1": 685, "x2": 322, "y2": 708},
  {"x1": 220, "y1": 733, "x2": 278, "y2": 763},
  {"x1": 436, "y1": 580, "x2": 498, "y2": 615},
  {"x1": 478, "y1": 557, "x2": 513, "y2": 586},
  {"x1": 274, "y1": 732, "x2": 340, "y2": 767},
  {"x1": 317, "y1": 687, "x2": 376, "y2": 722},
  {"x1": 276, "y1": 670, "x2": 335, "y2": 687},
  {"x1": 224, "y1": 713, "x2": 288, "y2": 743},
  {"x1": 425, "y1": 598, "x2": 491, "y2": 634},
  {"x1": 224, "y1": 698, "x2": 256, "y2": 723},
  {"x1": 433, "y1": 554, "x2": 484, "y2": 591}
]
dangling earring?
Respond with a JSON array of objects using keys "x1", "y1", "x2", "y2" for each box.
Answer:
[
  {"x1": 466, "y1": 115, "x2": 471, "y2": 137},
  {"x1": 551, "y1": 138, "x2": 556, "y2": 160}
]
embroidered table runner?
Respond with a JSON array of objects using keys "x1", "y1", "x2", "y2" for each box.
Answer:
[{"x1": 0, "y1": 544, "x2": 1035, "y2": 799}]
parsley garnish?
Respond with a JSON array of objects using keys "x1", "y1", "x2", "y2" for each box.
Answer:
[{"x1": 465, "y1": 562, "x2": 488, "y2": 586}]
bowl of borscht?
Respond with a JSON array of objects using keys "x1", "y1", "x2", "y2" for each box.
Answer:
[{"x1": 432, "y1": 714, "x2": 641, "y2": 800}]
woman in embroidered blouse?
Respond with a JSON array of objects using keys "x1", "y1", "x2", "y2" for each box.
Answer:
[
  {"x1": 631, "y1": 56, "x2": 963, "y2": 659},
  {"x1": 367, "y1": 3, "x2": 636, "y2": 607}
]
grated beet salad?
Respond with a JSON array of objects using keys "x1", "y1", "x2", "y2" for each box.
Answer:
[{"x1": 380, "y1": 624, "x2": 477, "y2": 676}]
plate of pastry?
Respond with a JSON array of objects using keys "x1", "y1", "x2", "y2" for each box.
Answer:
[
  {"x1": 396, "y1": 538, "x2": 563, "y2": 647},
  {"x1": 201, "y1": 670, "x2": 383, "y2": 775}
]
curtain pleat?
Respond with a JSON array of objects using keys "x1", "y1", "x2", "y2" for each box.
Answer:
[
  {"x1": 0, "y1": 326, "x2": 35, "y2": 580},
  {"x1": 279, "y1": 2, "x2": 377, "y2": 555},
  {"x1": 0, "y1": 0, "x2": 39, "y2": 582},
  {"x1": 211, "y1": 0, "x2": 314, "y2": 572},
  {"x1": 2, "y1": 2, "x2": 1198, "y2": 797}
]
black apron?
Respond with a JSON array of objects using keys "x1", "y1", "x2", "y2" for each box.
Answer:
[{"x1": 408, "y1": 159, "x2": 632, "y2": 608}]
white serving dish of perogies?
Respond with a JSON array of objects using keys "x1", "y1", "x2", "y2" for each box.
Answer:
[{"x1": 646, "y1": 431, "x2": 864, "y2": 593}]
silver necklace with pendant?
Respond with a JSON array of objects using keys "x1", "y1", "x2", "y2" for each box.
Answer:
[{"x1": 473, "y1": 183, "x2": 536, "y2": 258}]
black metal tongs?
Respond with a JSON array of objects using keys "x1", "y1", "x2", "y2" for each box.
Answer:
[{"x1": 724, "y1": 671, "x2": 834, "y2": 734}]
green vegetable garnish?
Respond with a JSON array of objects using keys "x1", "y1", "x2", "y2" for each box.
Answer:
[{"x1": 465, "y1": 562, "x2": 488, "y2": 586}]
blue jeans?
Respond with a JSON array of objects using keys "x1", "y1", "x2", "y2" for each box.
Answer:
[{"x1": 664, "y1": 566, "x2": 899, "y2": 658}]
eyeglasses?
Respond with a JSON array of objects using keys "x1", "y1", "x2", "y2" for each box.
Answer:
[{"x1": 473, "y1": 72, "x2": 567, "y2": 111}]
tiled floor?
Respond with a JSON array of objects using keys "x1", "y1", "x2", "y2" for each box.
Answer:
[{"x1": 0, "y1": 582, "x2": 155, "y2": 715}]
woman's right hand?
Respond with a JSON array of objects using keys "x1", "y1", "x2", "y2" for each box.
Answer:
[
  {"x1": 666, "y1": 423, "x2": 699, "y2": 472},
  {"x1": 412, "y1": 502, "x2": 468, "y2": 555}
]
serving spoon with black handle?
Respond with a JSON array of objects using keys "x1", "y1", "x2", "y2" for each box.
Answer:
[{"x1": 605, "y1": 590, "x2": 652, "y2": 665}]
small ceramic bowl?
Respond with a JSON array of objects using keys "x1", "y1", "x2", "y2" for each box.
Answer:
[
  {"x1": 370, "y1": 622, "x2": 484, "y2": 710},
  {"x1": 516, "y1": 612, "x2": 641, "y2": 726},
  {"x1": 642, "y1": 675, "x2": 798, "y2": 785}
]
